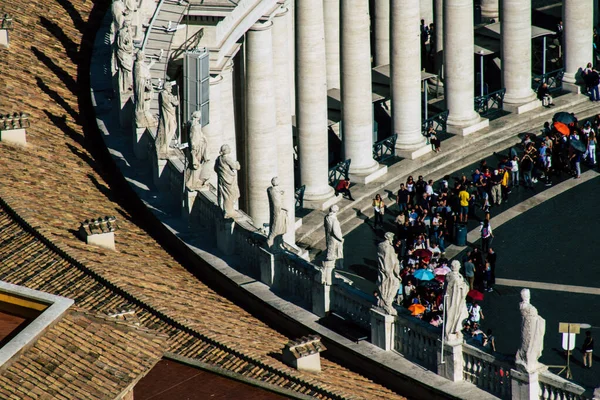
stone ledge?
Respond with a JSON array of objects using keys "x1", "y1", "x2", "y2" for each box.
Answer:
[
  {"x1": 447, "y1": 117, "x2": 489, "y2": 136},
  {"x1": 350, "y1": 164, "x2": 388, "y2": 184},
  {"x1": 503, "y1": 98, "x2": 541, "y2": 115}
]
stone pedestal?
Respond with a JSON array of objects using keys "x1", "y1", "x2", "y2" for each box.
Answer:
[
  {"x1": 118, "y1": 92, "x2": 133, "y2": 130},
  {"x1": 133, "y1": 127, "x2": 150, "y2": 160},
  {"x1": 437, "y1": 339, "x2": 463, "y2": 382},
  {"x1": 216, "y1": 216, "x2": 235, "y2": 256},
  {"x1": 182, "y1": 190, "x2": 197, "y2": 222},
  {"x1": 511, "y1": 367, "x2": 546, "y2": 400},
  {"x1": 152, "y1": 154, "x2": 169, "y2": 191},
  {"x1": 259, "y1": 247, "x2": 278, "y2": 286},
  {"x1": 349, "y1": 165, "x2": 388, "y2": 185},
  {"x1": 370, "y1": 307, "x2": 395, "y2": 351},
  {"x1": 0, "y1": 128, "x2": 27, "y2": 146},
  {"x1": 312, "y1": 260, "x2": 335, "y2": 317}
]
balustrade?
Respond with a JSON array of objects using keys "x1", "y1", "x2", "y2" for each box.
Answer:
[
  {"x1": 421, "y1": 110, "x2": 449, "y2": 140},
  {"x1": 330, "y1": 282, "x2": 373, "y2": 331},
  {"x1": 276, "y1": 254, "x2": 317, "y2": 308},
  {"x1": 393, "y1": 312, "x2": 439, "y2": 370},
  {"x1": 532, "y1": 68, "x2": 565, "y2": 94},
  {"x1": 538, "y1": 371, "x2": 592, "y2": 400},
  {"x1": 372, "y1": 134, "x2": 397, "y2": 162},
  {"x1": 462, "y1": 344, "x2": 512, "y2": 399},
  {"x1": 475, "y1": 88, "x2": 506, "y2": 116}
]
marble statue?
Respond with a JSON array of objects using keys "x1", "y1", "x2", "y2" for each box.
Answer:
[
  {"x1": 185, "y1": 111, "x2": 209, "y2": 191},
  {"x1": 266, "y1": 177, "x2": 288, "y2": 249},
  {"x1": 444, "y1": 260, "x2": 470, "y2": 341},
  {"x1": 214, "y1": 144, "x2": 240, "y2": 218},
  {"x1": 133, "y1": 51, "x2": 157, "y2": 128},
  {"x1": 110, "y1": 0, "x2": 126, "y2": 41},
  {"x1": 123, "y1": 0, "x2": 136, "y2": 14},
  {"x1": 155, "y1": 81, "x2": 179, "y2": 157},
  {"x1": 324, "y1": 205, "x2": 343, "y2": 268},
  {"x1": 516, "y1": 288, "x2": 546, "y2": 372},
  {"x1": 115, "y1": 20, "x2": 134, "y2": 94},
  {"x1": 376, "y1": 232, "x2": 400, "y2": 316}
]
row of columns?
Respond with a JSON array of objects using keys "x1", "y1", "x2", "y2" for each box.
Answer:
[{"x1": 233, "y1": 0, "x2": 593, "y2": 236}]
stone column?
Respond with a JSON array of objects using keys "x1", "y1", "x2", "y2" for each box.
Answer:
[
  {"x1": 444, "y1": 0, "x2": 489, "y2": 135},
  {"x1": 392, "y1": 0, "x2": 429, "y2": 159},
  {"x1": 501, "y1": 0, "x2": 540, "y2": 114},
  {"x1": 374, "y1": 0, "x2": 390, "y2": 67},
  {"x1": 203, "y1": 75, "x2": 223, "y2": 187},
  {"x1": 273, "y1": 7, "x2": 296, "y2": 244},
  {"x1": 221, "y1": 60, "x2": 238, "y2": 160},
  {"x1": 563, "y1": 0, "x2": 594, "y2": 93},
  {"x1": 287, "y1": 0, "x2": 296, "y2": 114},
  {"x1": 246, "y1": 22, "x2": 278, "y2": 227},
  {"x1": 481, "y1": 0, "x2": 499, "y2": 20},
  {"x1": 324, "y1": 0, "x2": 341, "y2": 89},
  {"x1": 296, "y1": 0, "x2": 335, "y2": 209},
  {"x1": 341, "y1": 0, "x2": 385, "y2": 181}
]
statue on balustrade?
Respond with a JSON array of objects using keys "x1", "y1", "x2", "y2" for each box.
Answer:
[
  {"x1": 110, "y1": 0, "x2": 126, "y2": 42},
  {"x1": 133, "y1": 51, "x2": 157, "y2": 128},
  {"x1": 324, "y1": 205, "x2": 343, "y2": 269},
  {"x1": 376, "y1": 232, "x2": 400, "y2": 316},
  {"x1": 266, "y1": 177, "x2": 288, "y2": 250},
  {"x1": 115, "y1": 20, "x2": 134, "y2": 94},
  {"x1": 123, "y1": 0, "x2": 136, "y2": 14},
  {"x1": 155, "y1": 81, "x2": 179, "y2": 158},
  {"x1": 214, "y1": 144, "x2": 240, "y2": 219},
  {"x1": 185, "y1": 111, "x2": 210, "y2": 191},
  {"x1": 444, "y1": 260, "x2": 469, "y2": 342},
  {"x1": 516, "y1": 288, "x2": 546, "y2": 373}
]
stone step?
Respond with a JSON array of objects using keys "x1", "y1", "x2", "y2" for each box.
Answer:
[{"x1": 297, "y1": 94, "x2": 596, "y2": 257}]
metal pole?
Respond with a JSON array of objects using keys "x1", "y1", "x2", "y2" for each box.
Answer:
[
  {"x1": 441, "y1": 293, "x2": 448, "y2": 364},
  {"x1": 566, "y1": 325, "x2": 572, "y2": 379},
  {"x1": 543, "y1": 36, "x2": 547, "y2": 76},
  {"x1": 424, "y1": 80, "x2": 428, "y2": 119},
  {"x1": 480, "y1": 54, "x2": 484, "y2": 97}
]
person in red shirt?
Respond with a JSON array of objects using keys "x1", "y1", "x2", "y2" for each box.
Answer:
[{"x1": 335, "y1": 179, "x2": 354, "y2": 201}]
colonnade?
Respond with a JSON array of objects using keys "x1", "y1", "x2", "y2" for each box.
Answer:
[{"x1": 205, "y1": 0, "x2": 593, "y2": 242}]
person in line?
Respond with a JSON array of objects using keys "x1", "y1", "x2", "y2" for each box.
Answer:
[
  {"x1": 582, "y1": 331, "x2": 594, "y2": 368},
  {"x1": 480, "y1": 219, "x2": 494, "y2": 253}
]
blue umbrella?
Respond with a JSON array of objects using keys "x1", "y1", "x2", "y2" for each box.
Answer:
[{"x1": 413, "y1": 269, "x2": 435, "y2": 281}]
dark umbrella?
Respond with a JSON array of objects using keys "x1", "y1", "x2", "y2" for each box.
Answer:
[
  {"x1": 570, "y1": 139, "x2": 586, "y2": 153},
  {"x1": 413, "y1": 249, "x2": 433, "y2": 259},
  {"x1": 553, "y1": 112, "x2": 576, "y2": 125}
]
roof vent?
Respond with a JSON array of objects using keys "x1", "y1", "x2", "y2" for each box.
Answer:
[
  {"x1": 282, "y1": 335, "x2": 326, "y2": 373},
  {"x1": 0, "y1": 112, "x2": 29, "y2": 145},
  {"x1": 79, "y1": 216, "x2": 118, "y2": 251}
]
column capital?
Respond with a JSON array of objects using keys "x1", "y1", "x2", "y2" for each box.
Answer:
[{"x1": 249, "y1": 20, "x2": 273, "y2": 32}]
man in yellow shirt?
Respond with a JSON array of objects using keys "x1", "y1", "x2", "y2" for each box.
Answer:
[{"x1": 458, "y1": 185, "x2": 470, "y2": 223}]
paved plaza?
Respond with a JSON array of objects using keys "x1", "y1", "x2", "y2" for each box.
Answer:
[{"x1": 343, "y1": 133, "x2": 600, "y2": 388}]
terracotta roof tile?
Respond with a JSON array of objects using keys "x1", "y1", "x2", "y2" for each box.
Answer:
[{"x1": 0, "y1": 1, "x2": 406, "y2": 399}]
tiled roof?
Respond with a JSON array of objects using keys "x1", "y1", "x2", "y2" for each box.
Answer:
[
  {"x1": 0, "y1": 1, "x2": 406, "y2": 399},
  {"x1": 0, "y1": 308, "x2": 167, "y2": 400}
]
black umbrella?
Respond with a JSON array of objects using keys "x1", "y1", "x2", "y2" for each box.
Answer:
[
  {"x1": 553, "y1": 112, "x2": 576, "y2": 125},
  {"x1": 570, "y1": 139, "x2": 586, "y2": 153}
]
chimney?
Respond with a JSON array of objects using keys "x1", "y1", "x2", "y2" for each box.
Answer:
[
  {"x1": 0, "y1": 113, "x2": 29, "y2": 146},
  {"x1": 282, "y1": 335, "x2": 326, "y2": 373},
  {"x1": 0, "y1": 14, "x2": 13, "y2": 49},
  {"x1": 79, "y1": 216, "x2": 118, "y2": 251}
]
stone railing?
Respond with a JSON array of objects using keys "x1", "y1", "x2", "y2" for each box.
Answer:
[
  {"x1": 538, "y1": 370, "x2": 592, "y2": 400},
  {"x1": 462, "y1": 343, "x2": 513, "y2": 399},
  {"x1": 329, "y1": 281, "x2": 374, "y2": 331},
  {"x1": 275, "y1": 253, "x2": 317, "y2": 309},
  {"x1": 393, "y1": 311, "x2": 440, "y2": 371}
]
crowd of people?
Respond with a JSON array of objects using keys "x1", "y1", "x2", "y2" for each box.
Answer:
[{"x1": 366, "y1": 110, "x2": 600, "y2": 353}]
